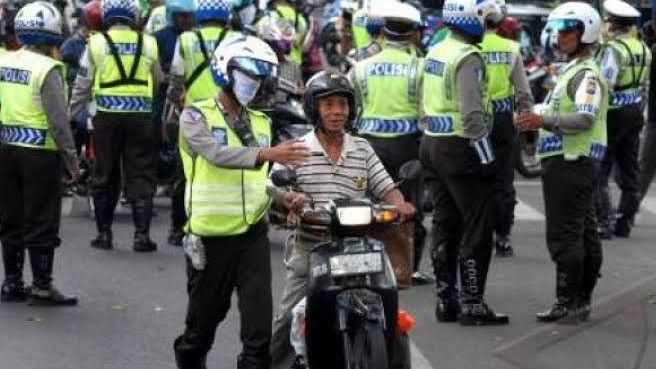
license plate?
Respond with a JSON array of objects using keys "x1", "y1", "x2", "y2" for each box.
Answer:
[{"x1": 329, "y1": 252, "x2": 383, "y2": 277}]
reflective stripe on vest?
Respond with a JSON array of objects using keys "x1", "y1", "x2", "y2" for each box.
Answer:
[
  {"x1": 355, "y1": 46, "x2": 421, "y2": 137},
  {"x1": 604, "y1": 37, "x2": 651, "y2": 108},
  {"x1": 180, "y1": 99, "x2": 272, "y2": 236},
  {"x1": 538, "y1": 59, "x2": 608, "y2": 160},
  {"x1": 610, "y1": 88, "x2": 643, "y2": 106},
  {"x1": 89, "y1": 29, "x2": 157, "y2": 113},
  {"x1": 491, "y1": 96, "x2": 514, "y2": 113},
  {"x1": 422, "y1": 35, "x2": 486, "y2": 137},
  {"x1": 0, "y1": 48, "x2": 62, "y2": 150}
]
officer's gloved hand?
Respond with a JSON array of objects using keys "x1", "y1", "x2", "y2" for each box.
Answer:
[{"x1": 470, "y1": 136, "x2": 495, "y2": 165}]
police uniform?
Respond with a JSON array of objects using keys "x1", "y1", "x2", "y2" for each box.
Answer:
[
  {"x1": 165, "y1": 25, "x2": 234, "y2": 244},
  {"x1": 597, "y1": 31, "x2": 651, "y2": 237},
  {"x1": 351, "y1": 42, "x2": 427, "y2": 277},
  {"x1": 70, "y1": 25, "x2": 161, "y2": 251},
  {"x1": 479, "y1": 31, "x2": 533, "y2": 249},
  {"x1": 351, "y1": 7, "x2": 371, "y2": 52},
  {"x1": 173, "y1": 100, "x2": 273, "y2": 369},
  {"x1": 269, "y1": 3, "x2": 307, "y2": 65},
  {"x1": 536, "y1": 57, "x2": 607, "y2": 319},
  {"x1": 419, "y1": 32, "x2": 501, "y2": 321},
  {"x1": 0, "y1": 48, "x2": 78, "y2": 303}
]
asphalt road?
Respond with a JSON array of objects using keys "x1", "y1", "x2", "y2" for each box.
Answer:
[{"x1": 1, "y1": 180, "x2": 656, "y2": 369}]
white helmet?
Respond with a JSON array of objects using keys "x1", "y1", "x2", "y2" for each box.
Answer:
[
  {"x1": 373, "y1": 0, "x2": 422, "y2": 36},
  {"x1": 442, "y1": 0, "x2": 502, "y2": 37},
  {"x1": 256, "y1": 15, "x2": 296, "y2": 55},
  {"x1": 102, "y1": 0, "x2": 141, "y2": 25},
  {"x1": 603, "y1": 0, "x2": 640, "y2": 19},
  {"x1": 14, "y1": 1, "x2": 63, "y2": 46},
  {"x1": 547, "y1": 2, "x2": 601, "y2": 44},
  {"x1": 209, "y1": 34, "x2": 279, "y2": 88},
  {"x1": 488, "y1": 0, "x2": 507, "y2": 25}
]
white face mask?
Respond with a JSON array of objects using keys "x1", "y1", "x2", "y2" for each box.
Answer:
[
  {"x1": 232, "y1": 69, "x2": 262, "y2": 107},
  {"x1": 238, "y1": 4, "x2": 257, "y2": 26}
]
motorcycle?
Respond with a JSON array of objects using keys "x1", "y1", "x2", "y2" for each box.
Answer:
[{"x1": 270, "y1": 160, "x2": 421, "y2": 369}]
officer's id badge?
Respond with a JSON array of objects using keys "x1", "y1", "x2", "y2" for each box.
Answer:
[
  {"x1": 353, "y1": 175, "x2": 367, "y2": 191},
  {"x1": 257, "y1": 134, "x2": 269, "y2": 148},
  {"x1": 212, "y1": 127, "x2": 228, "y2": 145},
  {"x1": 586, "y1": 77, "x2": 598, "y2": 95}
]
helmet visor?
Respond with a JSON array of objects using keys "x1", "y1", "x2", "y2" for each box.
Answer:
[
  {"x1": 547, "y1": 19, "x2": 584, "y2": 33},
  {"x1": 230, "y1": 57, "x2": 278, "y2": 78}
]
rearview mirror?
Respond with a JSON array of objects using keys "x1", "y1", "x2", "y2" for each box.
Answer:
[
  {"x1": 271, "y1": 169, "x2": 297, "y2": 187},
  {"x1": 398, "y1": 160, "x2": 422, "y2": 182}
]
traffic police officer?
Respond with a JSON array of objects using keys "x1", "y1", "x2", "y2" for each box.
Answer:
[
  {"x1": 350, "y1": 1, "x2": 431, "y2": 285},
  {"x1": 70, "y1": 0, "x2": 162, "y2": 252},
  {"x1": 596, "y1": 0, "x2": 650, "y2": 239},
  {"x1": 480, "y1": 1, "x2": 534, "y2": 256},
  {"x1": 172, "y1": 35, "x2": 309, "y2": 369},
  {"x1": 352, "y1": 4, "x2": 386, "y2": 61},
  {"x1": 164, "y1": 0, "x2": 236, "y2": 246},
  {"x1": 266, "y1": 0, "x2": 307, "y2": 66},
  {"x1": 517, "y1": 2, "x2": 606, "y2": 323},
  {"x1": 0, "y1": 1, "x2": 78, "y2": 306},
  {"x1": 420, "y1": 0, "x2": 509, "y2": 325}
]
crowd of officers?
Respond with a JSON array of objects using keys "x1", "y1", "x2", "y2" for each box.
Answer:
[{"x1": 0, "y1": 0, "x2": 654, "y2": 368}]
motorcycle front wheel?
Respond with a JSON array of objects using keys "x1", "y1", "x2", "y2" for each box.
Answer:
[{"x1": 351, "y1": 321, "x2": 389, "y2": 369}]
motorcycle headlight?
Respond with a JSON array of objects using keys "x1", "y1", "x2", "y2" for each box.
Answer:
[{"x1": 335, "y1": 206, "x2": 372, "y2": 226}]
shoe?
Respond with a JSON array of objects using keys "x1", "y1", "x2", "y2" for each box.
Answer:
[
  {"x1": 459, "y1": 303, "x2": 509, "y2": 326},
  {"x1": 435, "y1": 298, "x2": 459, "y2": 322},
  {"x1": 614, "y1": 216, "x2": 633, "y2": 238},
  {"x1": 132, "y1": 199, "x2": 157, "y2": 253},
  {"x1": 495, "y1": 235, "x2": 514, "y2": 257},
  {"x1": 90, "y1": 230, "x2": 113, "y2": 250},
  {"x1": 536, "y1": 302, "x2": 578, "y2": 323},
  {"x1": 168, "y1": 229, "x2": 184, "y2": 247},
  {"x1": 291, "y1": 355, "x2": 308, "y2": 369},
  {"x1": 1, "y1": 279, "x2": 27, "y2": 302},
  {"x1": 412, "y1": 271, "x2": 435, "y2": 286},
  {"x1": 27, "y1": 285, "x2": 78, "y2": 306}
]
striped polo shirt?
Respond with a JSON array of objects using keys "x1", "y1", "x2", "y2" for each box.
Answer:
[{"x1": 271, "y1": 130, "x2": 396, "y2": 208}]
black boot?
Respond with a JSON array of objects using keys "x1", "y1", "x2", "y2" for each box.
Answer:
[
  {"x1": 168, "y1": 228, "x2": 184, "y2": 247},
  {"x1": 90, "y1": 192, "x2": 114, "y2": 249},
  {"x1": 1, "y1": 243, "x2": 27, "y2": 302},
  {"x1": 459, "y1": 302, "x2": 509, "y2": 326},
  {"x1": 614, "y1": 215, "x2": 633, "y2": 238},
  {"x1": 495, "y1": 234, "x2": 514, "y2": 257},
  {"x1": 597, "y1": 218, "x2": 614, "y2": 240},
  {"x1": 27, "y1": 248, "x2": 78, "y2": 306},
  {"x1": 132, "y1": 199, "x2": 157, "y2": 252},
  {"x1": 290, "y1": 356, "x2": 307, "y2": 369},
  {"x1": 458, "y1": 258, "x2": 509, "y2": 326},
  {"x1": 578, "y1": 255, "x2": 602, "y2": 322},
  {"x1": 537, "y1": 266, "x2": 581, "y2": 323},
  {"x1": 435, "y1": 294, "x2": 459, "y2": 322}
]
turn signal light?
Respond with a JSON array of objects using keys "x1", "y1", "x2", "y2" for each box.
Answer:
[{"x1": 375, "y1": 209, "x2": 398, "y2": 223}]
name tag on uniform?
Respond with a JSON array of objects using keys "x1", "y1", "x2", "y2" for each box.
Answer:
[
  {"x1": 106, "y1": 43, "x2": 139, "y2": 55},
  {"x1": 0, "y1": 67, "x2": 32, "y2": 85},
  {"x1": 424, "y1": 60, "x2": 445, "y2": 76},
  {"x1": 212, "y1": 127, "x2": 228, "y2": 145},
  {"x1": 365, "y1": 63, "x2": 408, "y2": 76}
]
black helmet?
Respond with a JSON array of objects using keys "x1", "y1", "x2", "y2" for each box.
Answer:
[{"x1": 303, "y1": 70, "x2": 357, "y2": 126}]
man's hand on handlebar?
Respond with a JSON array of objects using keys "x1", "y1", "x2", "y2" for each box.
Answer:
[{"x1": 282, "y1": 191, "x2": 309, "y2": 212}]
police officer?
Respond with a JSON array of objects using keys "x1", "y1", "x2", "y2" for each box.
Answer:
[
  {"x1": 172, "y1": 35, "x2": 309, "y2": 369},
  {"x1": 516, "y1": 2, "x2": 606, "y2": 323},
  {"x1": 350, "y1": 1, "x2": 431, "y2": 285},
  {"x1": 596, "y1": 0, "x2": 650, "y2": 239},
  {"x1": 352, "y1": 4, "x2": 386, "y2": 61},
  {"x1": 266, "y1": 0, "x2": 307, "y2": 66},
  {"x1": 164, "y1": 0, "x2": 236, "y2": 246},
  {"x1": 480, "y1": 1, "x2": 534, "y2": 256},
  {"x1": 70, "y1": 0, "x2": 162, "y2": 252},
  {"x1": 0, "y1": 1, "x2": 78, "y2": 306},
  {"x1": 420, "y1": 0, "x2": 509, "y2": 325}
]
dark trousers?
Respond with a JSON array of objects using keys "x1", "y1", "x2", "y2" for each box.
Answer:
[
  {"x1": 174, "y1": 222, "x2": 273, "y2": 369},
  {"x1": 420, "y1": 136, "x2": 496, "y2": 303},
  {"x1": 367, "y1": 135, "x2": 427, "y2": 271},
  {"x1": 91, "y1": 112, "x2": 157, "y2": 226},
  {"x1": 0, "y1": 145, "x2": 62, "y2": 285},
  {"x1": 542, "y1": 156, "x2": 602, "y2": 302},
  {"x1": 490, "y1": 111, "x2": 517, "y2": 237},
  {"x1": 597, "y1": 105, "x2": 643, "y2": 223}
]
